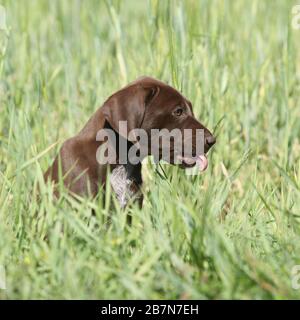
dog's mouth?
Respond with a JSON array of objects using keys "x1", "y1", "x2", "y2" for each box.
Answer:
[{"x1": 176, "y1": 154, "x2": 208, "y2": 172}]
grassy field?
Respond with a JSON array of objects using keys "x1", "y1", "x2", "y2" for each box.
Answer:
[{"x1": 1, "y1": 0, "x2": 300, "y2": 299}]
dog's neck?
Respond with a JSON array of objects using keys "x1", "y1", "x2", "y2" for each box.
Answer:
[
  {"x1": 103, "y1": 121, "x2": 143, "y2": 184},
  {"x1": 103, "y1": 121, "x2": 143, "y2": 208}
]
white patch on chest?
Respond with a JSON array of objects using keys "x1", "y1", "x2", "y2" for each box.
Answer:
[{"x1": 110, "y1": 165, "x2": 142, "y2": 208}]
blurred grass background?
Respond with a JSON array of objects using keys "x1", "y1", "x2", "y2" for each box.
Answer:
[{"x1": 0, "y1": 0, "x2": 300, "y2": 299}]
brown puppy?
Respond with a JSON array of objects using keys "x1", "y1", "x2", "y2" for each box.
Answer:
[{"x1": 44, "y1": 76, "x2": 216, "y2": 205}]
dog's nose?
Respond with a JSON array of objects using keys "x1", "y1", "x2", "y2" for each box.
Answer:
[{"x1": 205, "y1": 135, "x2": 216, "y2": 151}]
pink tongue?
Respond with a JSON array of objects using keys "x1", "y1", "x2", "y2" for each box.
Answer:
[{"x1": 196, "y1": 155, "x2": 208, "y2": 172}]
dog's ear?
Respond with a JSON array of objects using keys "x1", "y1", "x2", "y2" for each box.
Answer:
[{"x1": 102, "y1": 83, "x2": 159, "y2": 140}]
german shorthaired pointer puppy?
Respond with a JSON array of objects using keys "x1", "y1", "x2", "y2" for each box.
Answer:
[{"x1": 44, "y1": 76, "x2": 216, "y2": 207}]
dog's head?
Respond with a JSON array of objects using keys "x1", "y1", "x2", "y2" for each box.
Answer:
[{"x1": 102, "y1": 76, "x2": 216, "y2": 171}]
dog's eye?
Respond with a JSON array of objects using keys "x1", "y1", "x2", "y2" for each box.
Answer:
[{"x1": 173, "y1": 107, "x2": 184, "y2": 117}]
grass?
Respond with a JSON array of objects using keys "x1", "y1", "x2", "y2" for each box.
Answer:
[{"x1": 0, "y1": 0, "x2": 300, "y2": 299}]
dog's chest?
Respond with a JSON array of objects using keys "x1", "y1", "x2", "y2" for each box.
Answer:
[{"x1": 110, "y1": 165, "x2": 142, "y2": 208}]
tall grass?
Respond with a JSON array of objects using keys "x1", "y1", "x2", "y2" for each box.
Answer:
[{"x1": 0, "y1": 0, "x2": 300, "y2": 299}]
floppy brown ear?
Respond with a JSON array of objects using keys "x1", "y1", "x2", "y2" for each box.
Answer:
[{"x1": 101, "y1": 83, "x2": 159, "y2": 140}]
